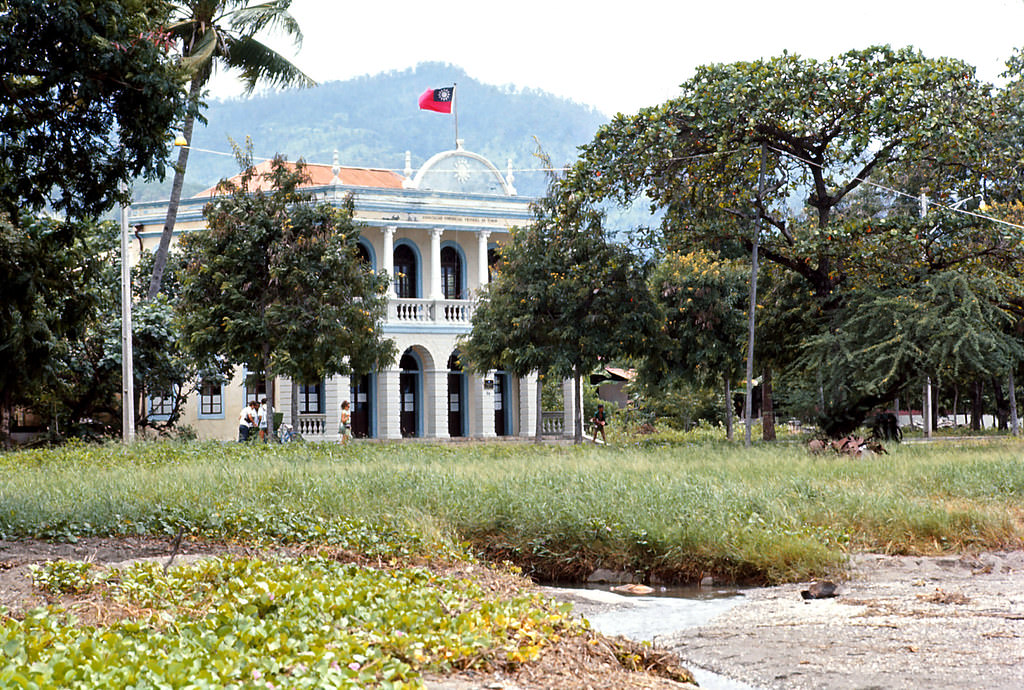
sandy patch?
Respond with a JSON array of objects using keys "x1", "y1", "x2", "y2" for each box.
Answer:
[{"x1": 664, "y1": 551, "x2": 1024, "y2": 689}]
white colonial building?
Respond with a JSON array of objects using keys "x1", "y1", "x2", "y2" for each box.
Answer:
[{"x1": 129, "y1": 142, "x2": 578, "y2": 441}]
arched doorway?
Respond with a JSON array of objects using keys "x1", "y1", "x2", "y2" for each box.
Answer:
[
  {"x1": 441, "y1": 246, "x2": 462, "y2": 299},
  {"x1": 350, "y1": 374, "x2": 372, "y2": 438},
  {"x1": 356, "y1": 242, "x2": 371, "y2": 265},
  {"x1": 399, "y1": 350, "x2": 420, "y2": 437},
  {"x1": 394, "y1": 244, "x2": 418, "y2": 298},
  {"x1": 448, "y1": 351, "x2": 464, "y2": 437},
  {"x1": 494, "y1": 371, "x2": 509, "y2": 436}
]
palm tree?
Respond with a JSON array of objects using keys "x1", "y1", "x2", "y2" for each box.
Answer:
[{"x1": 147, "y1": 0, "x2": 315, "y2": 299}]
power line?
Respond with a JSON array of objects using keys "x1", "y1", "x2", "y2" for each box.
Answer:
[
  {"x1": 178, "y1": 142, "x2": 1024, "y2": 231},
  {"x1": 763, "y1": 144, "x2": 1024, "y2": 232}
]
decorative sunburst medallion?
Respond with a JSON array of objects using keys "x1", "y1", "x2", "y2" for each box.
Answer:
[{"x1": 454, "y1": 159, "x2": 471, "y2": 183}]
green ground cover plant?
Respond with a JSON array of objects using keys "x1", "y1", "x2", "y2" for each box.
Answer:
[
  {"x1": 2, "y1": 438, "x2": 1022, "y2": 584},
  {"x1": 3, "y1": 556, "x2": 571, "y2": 688}
]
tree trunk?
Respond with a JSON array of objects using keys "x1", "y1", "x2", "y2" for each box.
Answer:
[
  {"x1": 573, "y1": 368, "x2": 583, "y2": 445},
  {"x1": 147, "y1": 75, "x2": 203, "y2": 299},
  {"x1": 263, "y1": 345, "x2": 274, "y2": 442},
  {"x1": 290, "y1": 379, "x2": 299, "y2": 429},
  {"x1": 724, "y1": 376, "x2": 733, "y2": 441},
  {"x1": 971, "y1": 379, "x2": 984, "y2": 431},
  {"x1": 1009, "y1": 370, "x2": 1019, "y2": 436},
  {"x1": 761, "y1": 367, "x2": 775, "y2": 441},
  {"x1": 0, "y1": 392, "x2": 11, "y2": 448},
  {"x1": 991, "y1": 376, "x2": 1009, "y2": 431},
  {"x1": 535, "y1": 370, "x2": 544, "y2": 444}
]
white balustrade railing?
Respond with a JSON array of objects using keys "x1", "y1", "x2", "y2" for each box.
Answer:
[
  {"x1": 541, "y1": 412, "x2": 565, "y2": 436},
  {"x1": 297, "y1": 414, "x2": 327, "y2": 437},
  {"x1": 389, "y1": 298, "x2": 476, "y2": 325}
]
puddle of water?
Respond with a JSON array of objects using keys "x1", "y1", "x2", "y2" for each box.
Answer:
[
  {"x1": 552, "y1": 584, "x2": 762, "y2": 690},
  {"x1": 687, "y1": 665, "x2": 761, "y2": 690},
  {"x1": 578, "y1": 586, "x2": 743, "y2": 641}
]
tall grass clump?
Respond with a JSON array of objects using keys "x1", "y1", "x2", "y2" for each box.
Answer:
[{"x1": 1, "y1": 438, "x2": 1022, "y2": 584}]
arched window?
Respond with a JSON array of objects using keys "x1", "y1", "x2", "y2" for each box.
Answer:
[
  {"x1": 394, "y1": 244, "x2": 417, "y2": 298},
  {"x1": 357, "y1": 243, "x2": 370, "y2": 264},
  {"x1": 441, "y1": 246, "x2": 462, "y2": 299}
]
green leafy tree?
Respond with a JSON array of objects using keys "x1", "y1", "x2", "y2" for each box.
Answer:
[
  {"x1": 461, "y1": 174, "x2": 660, "y2": 443},
  {"x1": 566, "y1": 46, "x2": 1015, "y2": 435},
  {"x1": 0, "y1": 213, "x2": 110, "y2": 441},
  {"x1": 177, "y1": 153, "x2": 395, "y2": 437},
  {"x1": 645, "y1": 248, "x2": 749, "y2": 437},
  {"x1": 148, "y1": 0, "x2": 314, "y2": 299},
  {"x1": 4, "y1": 220, "x2": 228, "y2": 443},
  {"x1": 774, "y1": 209, "x2": 1024, "y2": 435},
  {"x1": 0, "y1": 0, "x2": 186, "y2": 223}
]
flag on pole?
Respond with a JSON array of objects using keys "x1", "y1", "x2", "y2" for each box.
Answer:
[{"x1": 419, "y1": 87, "x2": 454, "y2": 114}]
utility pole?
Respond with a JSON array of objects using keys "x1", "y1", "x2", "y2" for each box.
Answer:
[
  {"x1": 924, "y1": 377, "x2": 932, "y2": 440},
  {"x1": 744, "y1": 144, "x2": 768, "y2": 447}
]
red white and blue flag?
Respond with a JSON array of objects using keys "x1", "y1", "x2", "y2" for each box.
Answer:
[{"x1": 419, "y1": 87, "x2": 454, "y2": 114}]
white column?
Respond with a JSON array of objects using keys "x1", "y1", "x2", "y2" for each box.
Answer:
[
  {"x1": 562, "y1": 378, "x2": 576, "y2": 439},
  {"x1": 377, "y1": 368, "x2": 402, "y2": 439},
  {"x1": 481, "y1": 370, "x2": 497, "y2": 436},
  {"x1": 429, "y1": 227, "x2": 444, "y2": 300},
  {"x1": 382, "y1": 226, "x2": 396, "y2": 297},
  {"x1": 476, "y1": 230, "x2": 491, "y2": 290},
  {"x1": 518, "y1": 373, "x2": 538, "y2": 438},
  {"x1": 470, "y1": 372, "x2": 496, "y2": 438},
  {"x1": 427, "y1": 369, "x2": 450, "y2": 439},
  {"x1": 278, "y1": 377, "x2": 293, "y2": 427}
]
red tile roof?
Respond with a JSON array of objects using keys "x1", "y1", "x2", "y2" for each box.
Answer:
[{"x1": 194, "y1": 160, "x2": 405, "y2": 198}]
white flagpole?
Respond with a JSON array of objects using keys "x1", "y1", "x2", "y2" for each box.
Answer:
[{"x1": 453, "y1": 83, "x2": 459, "y2": 147}]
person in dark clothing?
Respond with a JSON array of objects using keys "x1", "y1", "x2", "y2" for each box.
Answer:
[{"x1": 591, "y1": 404, "x2": 607, "y2": 444}]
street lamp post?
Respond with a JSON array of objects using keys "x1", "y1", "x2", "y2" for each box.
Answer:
[{"x1": 120, "y1": 183, "x2": 135, "y2": 442}]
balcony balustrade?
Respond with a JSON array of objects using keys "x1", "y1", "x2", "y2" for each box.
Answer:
[{"x1": 388, "y1": 298, "x2": 475, "y2": 325}]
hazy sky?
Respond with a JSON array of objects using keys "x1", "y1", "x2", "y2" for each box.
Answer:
[{"x1": 208, "y1": 0, "x2": 1024, "y2": 115}]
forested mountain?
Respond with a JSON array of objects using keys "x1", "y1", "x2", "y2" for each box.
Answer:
[{"x1": 136, "y1": 63, "x2": 609, "y2": 202}]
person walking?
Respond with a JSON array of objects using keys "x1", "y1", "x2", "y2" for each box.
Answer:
[
  {"x1": 591, "y1": 404, "x2": 607, "y2": 444},
  {"x1": 257, "y1": 398, "x2": 268, "y2": 442},
  {"x1": 338, "y1": 399, "x2": 352, "y2": 444},
  {"x1": 238, "y1": 400, "x2": 258, "y2": 442}
]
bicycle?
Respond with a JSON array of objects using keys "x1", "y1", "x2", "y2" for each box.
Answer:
[{"x1": 276, "y1": 423, "x2": 298, "y2": 443}]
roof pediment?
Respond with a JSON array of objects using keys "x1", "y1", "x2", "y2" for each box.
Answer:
[{"x1": 409, "y1": 143, "x2": 513, "y2": 196}]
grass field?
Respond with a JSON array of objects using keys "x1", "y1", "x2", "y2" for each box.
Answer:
[{"x1": 3, "y1": 436, "x2": 1022, "y2": 584}]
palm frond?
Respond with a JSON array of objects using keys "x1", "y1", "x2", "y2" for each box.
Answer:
[
  {"x1": 229, "y1": 1, "x2": 302, "y2": 45},
  {"x1": 224, "y1": 35, "x2": 314, "y2": 93},
  {"x1": 181, "y1": 27, "x2": 222, "y2": 72}
]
